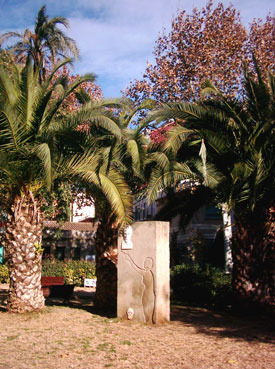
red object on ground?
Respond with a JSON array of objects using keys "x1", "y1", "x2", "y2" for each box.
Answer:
[{"x1": 41, "y1": 276, "x2": 65, "y2": 297}]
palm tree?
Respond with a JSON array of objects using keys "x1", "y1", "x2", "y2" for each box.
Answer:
[
  {"x1": 139, "y1": 127, "x2": 212, "y2": 267},
  {"x1": 0, "y1": 6, "x2": 79, "y2": 82},
  {"x1": 72, "y1": 97, "x2": 155, "y2": 310},
  {"x1": 148, "y1": 64, "x2": 275, "y2": 310},
  {"x1": 95, "y1": 100, "x2": 155, "y2": 310},
  {"x1": 0, "y1": 59, "x2": 132, "y2": 313}
]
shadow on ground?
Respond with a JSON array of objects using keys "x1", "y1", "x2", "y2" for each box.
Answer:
[
  {"x1": 1, "y1": 285, "x2": 274, "y2": 343},
  {"x1": 0, "y1": 284, "x2": 116, "y2": 318},
  {"x1": 45, "y1": 288, "x2": 117, "y2": 318},
  {"x1": 171, "y1": 304, "x2": 274, "y2": 344},
  {"x1": 0, "y1": 286, "x2": 7, "y2": 312}
]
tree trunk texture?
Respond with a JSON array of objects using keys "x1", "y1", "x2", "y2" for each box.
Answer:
[
  {"x1": 231, "y1": 208, "x2": 275, "y2": 312},
  {"x1": 94, "y1": 213, "x2": 118, "y2": 312},
  {"x1": 5, "y1": 193, "x2": 45, "y2": 313}
]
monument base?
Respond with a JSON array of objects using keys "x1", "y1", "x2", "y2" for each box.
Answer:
[{"x1": 117, "y1": 221, "x2": 170, "y2": 324}]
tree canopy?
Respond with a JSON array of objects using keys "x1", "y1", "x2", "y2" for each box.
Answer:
[
  {"x1": 125, "y1": 0, "x2": 275, "y2": 104},
  {"x1": 0, "y1": 5, "x2": 79, "y2": 82},
  {"x1": 145, "y1": 62, "x2": 275, "y2": 309}
]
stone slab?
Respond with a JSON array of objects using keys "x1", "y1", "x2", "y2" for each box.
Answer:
[{"x1": 117, "y1": 221, "x2": 170, "y2": 323}]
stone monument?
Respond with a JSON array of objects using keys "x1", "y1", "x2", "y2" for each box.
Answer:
[{"x1": 117, "y1": 221, "x2": 170, "y2": 323}]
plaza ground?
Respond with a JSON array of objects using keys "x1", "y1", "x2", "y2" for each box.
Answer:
[{"x1": 0, "y1": 284, "x2": 274, "y2": 369}]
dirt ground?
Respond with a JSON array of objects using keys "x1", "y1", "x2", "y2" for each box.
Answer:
[{"x1": 0, "y1": 284, "x2": 274, "y2": 369}]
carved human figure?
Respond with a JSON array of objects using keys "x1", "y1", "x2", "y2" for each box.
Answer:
[
  {"x1": 121, "y1": 226, "x2": 133, "y2": 249},
  {"x1": 123, "y1": 252, "x2": 155, "y2": 323}
]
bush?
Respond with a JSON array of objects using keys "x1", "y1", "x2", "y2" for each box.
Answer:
[
  {"x1": 42, "y1": 260, "x2": 96, "y2": 286},
  {"x1": 0, "y1": 264, "x2": 9, "y2": 283},
  {"x1": 0, "y1": 260, "x2": 96, "y2": 286},
  {"x1": 170, "y1": 263, "x2": 232, "y2": 309}
]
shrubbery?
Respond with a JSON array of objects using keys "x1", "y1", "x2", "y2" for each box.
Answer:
[
  {"x1": 170, "y1": 263, "x2": 232, "y2": 309},
  {"x1": 2, "y1": 259, "x2": 232, "y2": 308},
  {"x1": 0, "y1": 260, "x2": 96, "y2": 286},
  {"x1": 0, "y1": 264, "x2": 9, "y2": 283},
  {"x1": 42, "y1": 259, "x2": 96, "y2": 286}
]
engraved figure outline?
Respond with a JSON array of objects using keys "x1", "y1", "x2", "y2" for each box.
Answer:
[{"x1": 123, "y1": 251, "x2": 156, "y2": 323}]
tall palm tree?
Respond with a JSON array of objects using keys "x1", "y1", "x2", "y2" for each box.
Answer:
[
  {"x1": 96, "y1": 99, "x2": 155, "y2": 310},
  {"x1": 0, "y1": 59, "x2": 132, "y2": 313},
  {"x1": 147, "y1": 64, "x2": 275, "y2": 309},
  {"x1": 0, "y1": 6, "x2": 79, "y2": 82},
  {"x1": 72, "y1": 97, "x2": 155, "y2": 310}
]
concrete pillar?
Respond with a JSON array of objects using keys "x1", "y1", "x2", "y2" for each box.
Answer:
[{"x1": 117, "y1": 221, "x2": 170, "y2": 324}]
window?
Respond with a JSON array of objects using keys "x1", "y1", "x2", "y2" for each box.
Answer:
[
  {"x1": 151, "y1": 203, "x2": 155, "y2": 217},
  {"x1": 134, "y1": 208, "x2": 139, "y2": 221},
  {"x1": 205, "y1": 205, "x2": 222, "y2": 220},
  {"x1": 42, "y1": 246, "x2": 51, "y2": 260},
  {"x1": 55, "y1": 247, "x2": 65, "y2": 261},
  {"x1": 143, "y1": 207, "x2": 146, "y2": 219},
  {"x1": 72, "y1": 247, "x2": 81, "y2": 260}
]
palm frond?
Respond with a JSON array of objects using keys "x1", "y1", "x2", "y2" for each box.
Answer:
[
  {"x1": 146, "y1": 162, "x2": 197, "y2": 204},
  {"x1": 145, "y1": 151, "x2": 170, "y2": 171},
  {"x1": 154, "y1": 185, "x2": 214, "y2": 230},
  {"x1": 0, "y1": 31, "x2": 22, "y2": 46},
  {"x1": 33, "y1": 143, "x2": 53, "y2": 189},
  {"x1": 164, "y1": 124, "x2": 195, "y2": 153},
  {"x1": 126, "y1": 139, "x2": 142, "y2": 175},
  {"x1": 0, "y1": 65, "x2": 19, "y2": 106},
  {"x1": 0, "y1": 103, "x2": 25, "y2": 150},
  {"x1": 58, "y1": 152, "x2": 132, "y2": 224},
  {"x1": 151, "y1": 101, "x2": 204, "y2": 122}
]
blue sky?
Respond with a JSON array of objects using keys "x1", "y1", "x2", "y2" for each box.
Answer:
[{"x1": 0, "y1": 0, "x2": 274, "y2": 97}]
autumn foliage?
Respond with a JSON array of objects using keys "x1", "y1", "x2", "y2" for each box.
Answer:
[
  {"x1": 125, "y1": 1, "x2": 275, "y2": 104},
  {"x1": 49, "y1": 62, "x2": 102, "y2": 120}
]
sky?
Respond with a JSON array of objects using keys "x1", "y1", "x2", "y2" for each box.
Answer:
[{"x1": 0, "y1": 0, "x2": 274, "y2": 97}]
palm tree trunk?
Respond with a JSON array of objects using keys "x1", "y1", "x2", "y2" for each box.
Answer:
[
  {"x1": 5, "y1": 193, "x2": 45, "y2": 313},
  {"x1": 231, "y1": 208, "x2": 275, "y2": 312},
  {"x1": 94, "y1": 211, "x2": 118, "y2": 312}
]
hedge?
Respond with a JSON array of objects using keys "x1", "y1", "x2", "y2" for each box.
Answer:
[
  {"x1": 170, "y1": 263, "x2": 232, "y2": 308},
  {"x1": 0, "y1": 260, "x2": 96, "y2": 286},
  {"x1": 42, "y1": 259, "x2": 96, "y2": 286},
  {"x1": 0, "y1": 264, "x2": 8, "y2": 283},
  {"x1": 2, "y1": 260, "x2": 233, "y2": 308}
]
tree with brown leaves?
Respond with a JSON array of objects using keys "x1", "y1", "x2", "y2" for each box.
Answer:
[{"x1": 125, "y1": 1, "x2": 275, "y2": 104}]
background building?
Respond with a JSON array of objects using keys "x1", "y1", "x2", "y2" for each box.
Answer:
[{"x1": 42, "y1": 196, "x2": 97, "y2": 261}]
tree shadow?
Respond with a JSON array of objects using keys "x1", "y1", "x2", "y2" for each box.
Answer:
[
  {"x1": 0, "y1": 286, "x2": 8, "y2": 312},
  {"x1": 0, "y1": 285, "x2": 116, "y2": 317},
  {"x1": 170, "y1": 304, "x2": 274, "y2": 344},
  {"x1": 44, "y1": 288, "x2": 117, "y2": 318},
  {"x1": 1, "y1": 285, "x2": 273, "y2": 342}
]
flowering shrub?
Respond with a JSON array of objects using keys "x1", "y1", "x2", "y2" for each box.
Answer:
[
  {"x1": 42, "y1": 260, "x2": 96, "y2": 286},
  {"x1": 0, "y1": 260, "x2": 96, "y2": 286},
  {"x1": 150, "y1": 122, "x2": 174, "y2": 145},
  {"x1": 0, "y1": 264, "x2": 9, "y2": 283}
]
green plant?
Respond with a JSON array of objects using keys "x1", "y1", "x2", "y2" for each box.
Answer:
[
  {"x1": 146, "y1": 61, "x2": 275, "y2": 310},
  {"x1": 170, "y1": 263, "x2": 232, "y2": 309},
  {"x1": 0, "y1": 264, "x2": 9, "y2": 283},
  {"x1": 42, "y1": 259, "x2": 96, "y2": 286},
  {"x1": 34, "y1": 241, "x2": 44, "y2": 255}
]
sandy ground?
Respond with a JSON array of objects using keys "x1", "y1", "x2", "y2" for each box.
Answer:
[{"x1": 0, "y1": 284, "x2": 274, "y2": 369}]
